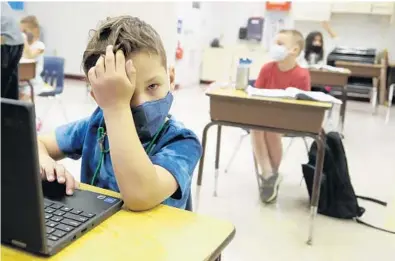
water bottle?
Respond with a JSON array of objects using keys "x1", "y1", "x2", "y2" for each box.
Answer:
[{"x1": 235, "y1": 58, "x2": 252, "y2": 90}]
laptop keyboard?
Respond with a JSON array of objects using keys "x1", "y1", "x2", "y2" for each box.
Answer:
[{"x1": 44, "y1": 200, "x2": 95, "y2": 242}]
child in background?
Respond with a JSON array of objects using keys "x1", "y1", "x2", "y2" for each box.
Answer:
[
  {"x1": 19, "y1": 15, "x2": 50, "y2": 99},
  {"x1": 299, "y1": 21, "x2": 339, "y2": 69},
  {"x1": 252, "y1": 29, "x2": 310, "y2": 203},
  {"x1": 36, "y1": 16, "x2": 202, "y2": 211}
]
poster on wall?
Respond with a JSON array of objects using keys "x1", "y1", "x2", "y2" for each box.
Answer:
[
  {"x1": 262, "y1": 2, "x2": 293, "y2": 50},
  {"x1": 8, "y1": 1, "x2": 24, "y2": 10}
]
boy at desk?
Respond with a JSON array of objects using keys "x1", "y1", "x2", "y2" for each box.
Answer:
[
  {"x1": 37, "y1": 16, "x2": 202, "y2": 211},
  {"x1": 252, "y1": 29, "x2": 311, "y2": 203}
]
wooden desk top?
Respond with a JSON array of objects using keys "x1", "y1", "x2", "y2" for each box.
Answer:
[
  {"x1": 1, "y1": 184, "x2": 235, "y2": 261},
  {"x1": 206, "y1": 88, "x2": 332, "y2": 109}
]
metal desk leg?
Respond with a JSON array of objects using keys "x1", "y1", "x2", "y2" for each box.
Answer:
[
  {"x1": 307, "y1": 130, "x2": 326, "y2": 245},
  {"x1": 385, "y1": 84, "x2": 394, "y2": 124},
  {"x1": 371, "y1": 85, "x2": 378, "y2": 115},
  {"x1": 213, "y1": 125, "x2": 222, "y2": 197},
  {"x1": 27, "y1": 80, "x2": 35, "y2": 104},
  {"x1": 197, "y1": 122, "x2": 216, "y2": 186},
  {"x1": 339, "y1": 85, "x2": 347, "y2": 137}
]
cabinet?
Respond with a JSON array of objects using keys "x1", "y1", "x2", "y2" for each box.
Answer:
[
  {"x1": 371, "y1": 2, "x2": 394, "y2": 15},
  {"x1": 331, "y1": 2, "x2": 394, "y2": 15},
  {"x1": 292, "y1": 2, "x2": 332, "y2": 21},
  {"x1": 331, "y1": 2, "x2": 372, "y2": 14}
]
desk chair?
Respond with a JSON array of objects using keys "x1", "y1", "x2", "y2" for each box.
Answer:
[{"x1": 38, "y1": 56, "x2": 68, "y2": 123}]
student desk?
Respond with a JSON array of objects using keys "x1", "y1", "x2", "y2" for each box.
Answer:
[
  {"x1": 309, "y1": 68, "x2": 350, "y2": 135},
  {"x1": 197, "y1": 88, "x2": 332, "y2": 245},
  {"x1": 1, "y1": 184, "x2": 235, "y2": 261},
  {"x1": 335, "y1": 60, "x2": 386, "y2": 107},
  {"x1": 18, "y1": 59, "x2": 36, "y2": 103}
]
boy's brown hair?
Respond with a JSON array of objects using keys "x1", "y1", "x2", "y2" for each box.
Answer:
[
  {"x1": 82, "y1": 16, "x2": 167, "y2": 75},
  {"x1": 279, "y1": 29, "x2": 304, "y2": 55}
]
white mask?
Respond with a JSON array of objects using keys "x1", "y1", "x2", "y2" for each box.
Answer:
[{"x1": 269, "y1": 44, "x2": 288, "y2": 61}]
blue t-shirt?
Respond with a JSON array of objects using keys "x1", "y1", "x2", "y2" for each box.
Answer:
[{"x1": 55, "y1": 107, "x2": 202, "y2": 209}]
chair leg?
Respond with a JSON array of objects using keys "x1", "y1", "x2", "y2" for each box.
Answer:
[
  {"x1": 386, "y1": 84, "x2": 394, "y2": 124},
  {"x1": 38, "y1": 97, "x2": 55, "y2": 126},
  {"x1": 283, "y1": 137, "x2": 295, "y2": 158},
  {"x1": 56, "y1": 96, "x2": 69, "y2": 122},
  {"x1": 371, "y1": 86, "x2": 378, "y2": 115},
  {"x1": 303, "y1": 137, "x2": 310, "y2": 154},
  {"x1": 224, "y1": 132, "x2": 249, "y2": 173}
]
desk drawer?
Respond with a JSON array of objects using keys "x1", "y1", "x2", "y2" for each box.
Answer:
[{"x1": 210, "y1": 97, "x2": 326, "y2": 134}]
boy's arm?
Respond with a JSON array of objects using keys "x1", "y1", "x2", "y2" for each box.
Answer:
[
  {"x1": 104, "y1": 108, "x2": 182, "y2": 211},
  {"x1": 23, "y1": 40, "x2": 44, "y2": 59},
  {"x1": 39, "y1": 119, "x2": 90, "y2": 161},
  {"x1": 38, "y1": 132, "x2": 65, "y2": 161}
]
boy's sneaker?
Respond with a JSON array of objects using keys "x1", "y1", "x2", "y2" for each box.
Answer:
[{"x1": 258, "y1": 174, "x2": 282, "y2": 203}]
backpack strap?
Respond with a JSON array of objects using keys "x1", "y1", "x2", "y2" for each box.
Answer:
[
  {"x1": 355, "y1": 218, "x2": 395, "y2": 234},
  {"x1": 355, "y1": 195, "x2": 395, "y2": 234},
  {"x1": 356, "y1": 195, "x2": 387, "y2": 207}
]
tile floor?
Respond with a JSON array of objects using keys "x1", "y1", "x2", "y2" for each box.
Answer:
[{"x1": 35, "y1": 80, "x2": 395, "y2": 261}]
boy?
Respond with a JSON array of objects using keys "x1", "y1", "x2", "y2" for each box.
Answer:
[
  {"x1": 252, "y1": 29, "x2": 310, "y2": 203},
  {"x1": 37, "y1": 16, "x2": 202, "y2": 211}
]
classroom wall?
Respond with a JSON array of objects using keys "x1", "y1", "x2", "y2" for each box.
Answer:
[
  {"x1": 203, "y1": 2, "x2": 395, "y2": 62},
  {"x1": 295, "y1": 14, "x2": 395, "y2": 62},
  {"x1": 23, "y1": 2, "x2": 178, "y2": 75}
]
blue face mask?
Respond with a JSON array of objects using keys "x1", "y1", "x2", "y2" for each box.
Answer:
[{"x1": 132, "y1": 92, "x2": 173, "y2": 141}]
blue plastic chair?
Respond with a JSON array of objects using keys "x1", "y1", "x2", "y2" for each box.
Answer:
[
  {"x1": 38, "y1": 56, "x2": 68, "y2": 122},
  {"x1": 39, "y1": 56, "x2": 65, "y2": 97}
]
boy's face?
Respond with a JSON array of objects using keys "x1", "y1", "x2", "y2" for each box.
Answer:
[
  {"x1": 275, "y1": 33, "x2": 300, "y2": 58},
  {"x1": 90, "y1": 51, "x2": 174, "y2": 108},
  {"x1": 20, "y1": 23, "x2": 38, "y2": 40}
]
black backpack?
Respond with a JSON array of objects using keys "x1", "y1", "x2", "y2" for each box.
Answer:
[{"x1": 302, "y1": 131, "x2": 394, "y2": 234}]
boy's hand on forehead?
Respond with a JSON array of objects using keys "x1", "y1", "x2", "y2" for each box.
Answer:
[{"x1": 88, "y1": 45, "x2": 136, "y2": 110}]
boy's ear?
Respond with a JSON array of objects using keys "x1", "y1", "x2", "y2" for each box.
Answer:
[
  {"x1": 168, "y1": 66, "x2": 175, "y2": 92},
  {"x1": 90, "y1": 90, "x2": 96, "y2": 101}
]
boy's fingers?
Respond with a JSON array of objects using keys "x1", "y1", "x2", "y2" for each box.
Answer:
[
  {"x1": 54, "y1": 164, "x2": 66, "y2": 184},
  {"x1": 44, "y1": 165, "x2": 55, "y2": 182},
  {"x1": 95, "y1": 56, "x2": 105, "y2": 78},
  {"x1": 65, "y1": 172, "x2": 76, "y2": 196},
  {"x1": 126, "y1": 60, "x2": 136, "y2": 85},
  {"x1": 105, "y1": 45, "x2": 115, "y2": 73},
  {"x1": 115, "y1": 50, "x2": 126, "y2": 74}
]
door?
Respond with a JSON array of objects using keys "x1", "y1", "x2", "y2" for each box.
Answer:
[{"x1": 175, "y1": 2, "x2": 203, "y2": 88}]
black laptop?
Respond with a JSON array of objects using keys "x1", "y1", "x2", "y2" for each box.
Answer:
[{"x1": 1, "y1": 98, "x2": 123, "y2": 256}]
